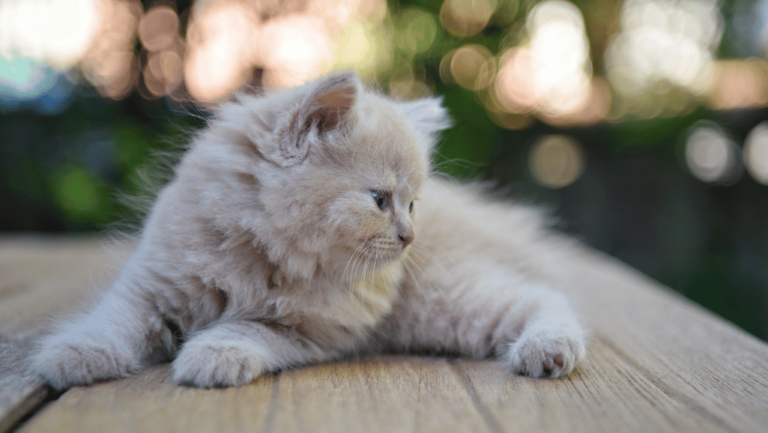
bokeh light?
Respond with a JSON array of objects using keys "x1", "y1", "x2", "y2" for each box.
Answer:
[
  {"x1": 0, "y1": 57, "x2": 74, "y2": 113},
  {"x1": 706, "y1": 59, "x2": 768, "y2": 111},
  {"x1": 526, "y1": 0, "x2": 592, "y2": 116},
  {"x1": 181, "y1": 0, "x2": 384, "y2": 100},
  {"x1": 491, "y1": 0, "x2": 597, "y2": 125},
  {"x1": 447, "y1": 45, "x2": 495, "y2": 91},
  {"x1": 0, "y1": 0, "x2": 141, "y2": 104},
  {"x1": 685, "y1": 122, "x2": 743, "y2": 185},
  {"x1": 138, "y1": 6, "x2": 178, "y2": 52},
  {"x1": 529, "y1": 135, "x2": 585, "y2": 188},
  {"x1": 81, "y1": 0, "x2": 142, "y2": 101},
  {"x1": 0, "y1": 0, "x2": 405, "y2": 106},
  {"x1": 495, "y1": 47, "x2": 537, "y2": 112},
  {"x1": 0, "y1": 57, "x2": 56, "y2": 98},
  {"x1": 184, "y1": 2, "x2": 259, "y2": 102},
  {"x1": 260, "y1": 15, "x2": 334, "y2": 89},
  {"x1": 0, "y1": 0, "x2": 99, "y2": 69},
  {"x1": 394, "y1": 8, "x2": 438, "y2": 56},
  {"x1": 389, "y1": 60, "x2": 432, "y2": 100},
  {"x1": 440, "y1": 0, "x2": 497, "y2": 38},
  {"x1": 744, "y1": 122, "x2": 768, "y2": 185},
  {"x1": 334, "y1": 21, "x2": 389, "y2": 79},
  {"x1": 605, "y1": 0, "x2": 721, "y2": 117},
  {"x1": 0, "y1": 0, "x2": 766, "y2": 128}
]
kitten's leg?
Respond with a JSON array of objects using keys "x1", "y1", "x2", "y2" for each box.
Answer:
[
  {"x1": 32, "y1": 289, "x2": 174, "y2": 389},
  {"x1": 378, "y1": 277, "x2": 586, "y2": 378},
  {"x1": 499, "y1": 285, "x2": 586, "y2": 378},
  {"x1": 171, "y1": 321, "x2": 332, "y2": 388}
]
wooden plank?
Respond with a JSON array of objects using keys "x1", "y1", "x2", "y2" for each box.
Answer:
[
  {"x1": 17, "y1": 357, "x2": 496, "y2": 433},
  {"x1": 2, "y1": 237, "x2": 768, "y2": 433},
  {"x1": 266, "y1": 356, "x2": 490, "y2": 433},
  {"x1": 0, "y1": 237, "x2": 132, "y2": 432},
  {"x1": 553, "y1": 249, "x2": 768, "y2": 432},
  {"x1": 0, "y1": 237, "x2": 132, "y2": 338},
  {"x1": 15, "y1": 364, "x2": 274, "y2": 433},
  {"x1": 453, "y1": 343, "x2": 718, "y2": 433}
]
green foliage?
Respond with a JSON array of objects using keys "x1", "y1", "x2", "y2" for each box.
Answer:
[
  {"x1": 50, "y1": 165, "x2": 108, "y2": 222},
  {"x1": 433, "y1": 85, "x2": 498, "y2": 178}
]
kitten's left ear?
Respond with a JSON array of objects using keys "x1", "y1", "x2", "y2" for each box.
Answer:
[
  {"x1": 397, "y1": 97, "x2": 453, "y2": 154},
  {"x1": 270, "y1": 71, "x2": 359, "y2": 167}
]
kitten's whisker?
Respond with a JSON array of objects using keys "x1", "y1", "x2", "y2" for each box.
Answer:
[
  {"x1": 342, "y1": 250, "x2": 358, "y2": 293},
  {"x1": 342, "y1": 243, "x2": 367, "y2": 285},
  {"x1": 399, "y1": 257, "x2": 422, "y2": 296},
  {"x1": 346, "y1": 255, "x2": 362, "y2": 305},
  {"x1": 401, "y1": 256, "x2": 422, "y2": 282},
  {"x1": 378, "y1": 249, "x2": 394, "y2": 299},
  {"x1": 404, "y1": 244, "x2": 447, "y2": 299},
  {"x1": 360, "y1": 250, "x2": 372, "y2": 293},
  {"x1": 403, "y1": 176, "x2": 415, "y2": 198},
  {"x1": 408, "y1": 242, "x2": 437, "y2": 273},
  {"x1": 371, "y1": 248, "x2": 381, "y2": 304},
  {"x1": 343, "y1": 243, "x2": 368, "y2": 306},
  {"x1": 354, "y1": 241, "x2": 375, "y2": 307},
  {"x1": 350, "y1": 245, "x2": 367, "y2": 307},
  {"x1": 406, "y1": 243, "x2": 452, "y2": 303}
]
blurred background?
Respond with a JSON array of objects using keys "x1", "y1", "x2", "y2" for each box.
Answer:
[{"x1": 0, "y1": 0, "x2": 766, "y2": 341}]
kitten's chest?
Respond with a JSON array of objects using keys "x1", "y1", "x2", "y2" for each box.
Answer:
[{"x1": 317, "y1": 261, "x2": 405, "y2": 329}]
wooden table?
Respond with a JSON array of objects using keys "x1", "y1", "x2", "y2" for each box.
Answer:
[{"x1": 1, "y1": 237, "x2": 767, "y2": 433}]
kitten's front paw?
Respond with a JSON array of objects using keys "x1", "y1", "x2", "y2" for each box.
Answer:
[
  {"x1": 505, "y1": 330, "x2": 585, "y2": 378},
  {"x1": 171, "y1": 339, "x2": 266, "y2": 388},
  {"x1": 32, "y1": 338, "x2": 139, "y2": 390}
]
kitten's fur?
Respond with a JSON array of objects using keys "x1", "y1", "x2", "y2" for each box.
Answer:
[{"x1": 32, "y1": 72, "x2": 586, "y2": 388}]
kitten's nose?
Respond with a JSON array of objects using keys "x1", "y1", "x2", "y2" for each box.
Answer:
[{"x1": 398, "y1": 230, "x2": 414, "y2": 249}]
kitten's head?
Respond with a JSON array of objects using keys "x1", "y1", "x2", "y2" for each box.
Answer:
[{"x1": 193, "y1": 72, "x2": 451, "y2": 279}]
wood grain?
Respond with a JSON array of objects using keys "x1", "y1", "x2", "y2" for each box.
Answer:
[
  {"x1": 0, "y1": 237, "x2": 133, "y2": 338},
  {"x1": 2, "y1": 237, "x2": 767, "y2": 433},
  {"x1": 0, "y1": 237, "x2": 132, "y2": 432}
]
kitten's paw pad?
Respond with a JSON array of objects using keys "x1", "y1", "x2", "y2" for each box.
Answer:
[
  {"x1": 172, "y1": 340, "x2": 266, "y2": 388},
  {"x1": 505, "y1": 331, "x2": 585, "y2": 378},
  {"x1": 32, "y1": 339, "x2": 137, "y2": 390}
]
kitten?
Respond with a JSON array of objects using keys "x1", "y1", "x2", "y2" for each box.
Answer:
[{"x1": 32, "y1": 72, "x2": 586, "y2": 388}]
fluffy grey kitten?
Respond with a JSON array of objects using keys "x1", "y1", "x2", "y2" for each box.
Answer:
[{"x1": 33, "y1": 72, "x2": 586, "y2": 388}]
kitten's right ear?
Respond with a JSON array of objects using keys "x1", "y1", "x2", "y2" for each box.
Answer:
[
  {"x1": 397, "y1": 97, "x2": 452, "y2": 154},
  {"x1": 264, "y1": 71, "x2": 359, "y2": 167}
]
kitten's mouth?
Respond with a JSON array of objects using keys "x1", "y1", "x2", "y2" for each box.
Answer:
[
  {"x1": 366, "y1": 246, "x2": 402, "y2": 264},
  {"x1": 348, "y1": 239, "x2": 403, "y2": 268},
  {"x1": 341, "y1": 242, "x2": 401, "y2": 282}
]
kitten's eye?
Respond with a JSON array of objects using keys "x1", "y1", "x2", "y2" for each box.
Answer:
[
  {"x1": 409, "y1": 201, "x2": 414, "y2": 213},
  {"x1": 370, "y1": 190, "x2": 388, "y2": 210}
]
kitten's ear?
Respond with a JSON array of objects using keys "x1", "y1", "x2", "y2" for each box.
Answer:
[
  {"x1": 397, "y1": 97, "x2": 452, "y2": 154},
  {"x1": 301, "y1": 71, "x2": 358, "y2": 133},
  {"x1": 269, "y1": 71, "x2": 359, "y2": 167}
]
